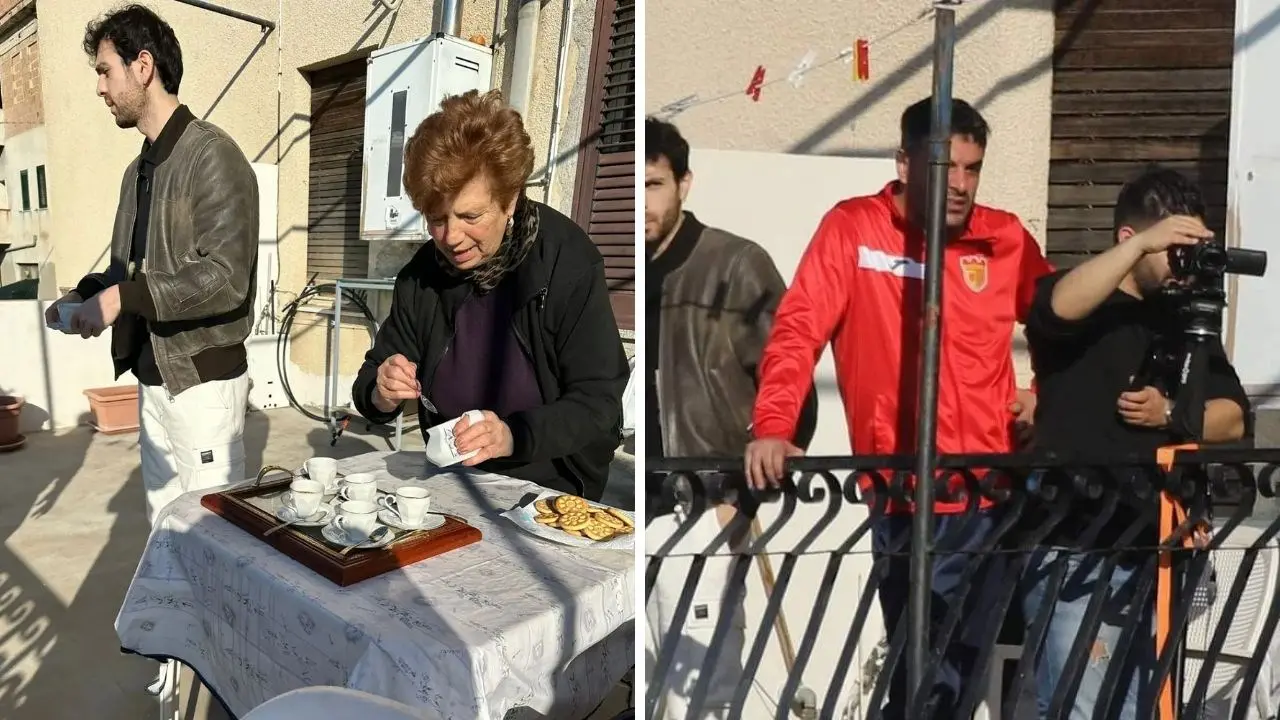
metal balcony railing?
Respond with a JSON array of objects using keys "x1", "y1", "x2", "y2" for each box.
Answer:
[{"x1": 645, "y1": 449, "x2": 1280, "y2": 720}]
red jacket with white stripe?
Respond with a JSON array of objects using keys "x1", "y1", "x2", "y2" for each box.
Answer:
[{"x1": 752, "y1": 182, "x2": 1054, "y2": 514}]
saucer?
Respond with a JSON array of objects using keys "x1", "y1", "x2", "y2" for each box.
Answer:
[
  {"x1": 320, "y1": 522, "x2": 396, "y2": 550},
  {"x1": 377, "y1": 509, "x2": 445, "y2": 532},
  {"x1": 274, "y1": 504, "x2": 334, "y2": 527}
]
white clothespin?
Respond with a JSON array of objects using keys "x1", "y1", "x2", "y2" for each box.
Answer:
[
  {"x1": 788, "y1": 50, "x2": 818, "y2": 88},
  {"x1": 659, "y1": 94, "x2": 699, "y2": 118}
]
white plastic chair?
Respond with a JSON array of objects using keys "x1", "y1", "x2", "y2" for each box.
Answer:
[{"x1": 241, "y1": 687, "x2": 430, "y2": 720}]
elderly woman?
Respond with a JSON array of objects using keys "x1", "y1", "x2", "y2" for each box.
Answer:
[{"x1": 351, "y1": 89, "x2": 628, "y2": 501}]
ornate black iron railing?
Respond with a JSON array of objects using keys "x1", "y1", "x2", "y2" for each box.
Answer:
[{"x1": 645, "y1": 449, "x2": 1280, "y2": 720}]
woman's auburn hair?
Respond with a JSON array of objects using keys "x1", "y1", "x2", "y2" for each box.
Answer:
[{"x1": 402, "y1": 89, "x2": 535, "y2": 216}]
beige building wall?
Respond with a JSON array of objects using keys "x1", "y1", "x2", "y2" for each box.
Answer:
[
  {"x1": 646, "y1": 0, "x2": 1056, "y2": 243},
  {"x1": 31, "y1": 0, "x2": 601, "y2": 407}
]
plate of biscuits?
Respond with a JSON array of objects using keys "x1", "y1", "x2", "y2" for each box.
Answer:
[{"x1": 502, "y1": 491, "x2": 635, "y2": 550}]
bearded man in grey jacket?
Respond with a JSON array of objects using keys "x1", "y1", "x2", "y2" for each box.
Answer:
[{"x1": 48, "y1": 4, "x2": 258, "y2": 530}]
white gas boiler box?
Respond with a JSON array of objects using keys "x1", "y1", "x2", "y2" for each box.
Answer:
[{"x1": 361, "y1": 34, "x2": 493, "y2": 242}]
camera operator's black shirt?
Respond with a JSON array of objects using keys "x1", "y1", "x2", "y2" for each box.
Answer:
[{"x1": 1024, "y1": 269, "x2": 1250, "y2": 552}]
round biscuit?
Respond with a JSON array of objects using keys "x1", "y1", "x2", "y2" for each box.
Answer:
[
  {"x1": 593, "y1": 512, "x2": 624, "y2": 529},
  {"x1": 605, "y1": 507, "x2": 633, "y2": 528},
  {"x1": 534, "y1": 499, "x2": 552, "y2": 515},
  {"x1": 583, "y1": 524, "x2": 615, "y2": 541},
  {"x1": 559, "y1": 511, "x2": 591, "y2": 531},
  {"x1": 554, "y1": 495, "x2": 587, "y2": 514}
]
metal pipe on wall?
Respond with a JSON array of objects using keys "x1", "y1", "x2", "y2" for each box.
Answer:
[
  {"x1": 0, "y1": 240, "x2": 34, "y2": 268},
  {"x1": 541, "y1": 0, "x2": 574, "y2": 204},
  {"x1": 438, "y1": 0, "x2": 464, "y2": 37},
  {"x1": 491, "y1": 0, "x2": 504, "y2": 55},
  {"x1": 907, "y1": 4, "x2": 956, "y2": 713},
  {"x1": 507, "y1": 0, "x2": 541, "y2": 117},
  {"x1": 171, "y1": 0, "x2": 275, "y2": 31}
]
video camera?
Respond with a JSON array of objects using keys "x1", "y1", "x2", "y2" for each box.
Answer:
[
  {"x1": 1163, "y1": 239, "x2": 1269, "y2": 341},
  {"x1": 1168, "y1": 239, "x2": 1268, "y2": 283}
]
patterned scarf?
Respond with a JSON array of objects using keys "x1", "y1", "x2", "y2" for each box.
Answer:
[{"x1": 439, "y1": 194, "x2": 540, "y2": 293}]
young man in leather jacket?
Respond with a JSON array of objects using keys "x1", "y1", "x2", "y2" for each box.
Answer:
[
  {"x1": 48, "y1": 5, "x2": 258, "y2": 529},
  {"x1": 644, "y1": 117, "x2": 817, "y2": 719}
]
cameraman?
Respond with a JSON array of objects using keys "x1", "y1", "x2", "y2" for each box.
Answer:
[{"x1": 1022, "y1": 166, "x2": 1250, "y2": 719}]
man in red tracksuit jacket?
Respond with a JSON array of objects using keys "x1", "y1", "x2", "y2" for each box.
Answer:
[{"x1": 745, "y1": 98, "x2": 1053, "y2": 719}]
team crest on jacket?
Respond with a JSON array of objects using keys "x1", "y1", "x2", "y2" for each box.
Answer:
[{"x1": 959, "y1": 254, "x2": 988, "y2": 292}]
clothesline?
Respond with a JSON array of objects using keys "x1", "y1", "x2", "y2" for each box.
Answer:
[{"x1": 651, "y1": 7, "x2": 936, "y2": 121}]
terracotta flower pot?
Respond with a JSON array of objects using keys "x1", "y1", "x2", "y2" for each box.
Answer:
[
  {"x1": 0, "y1": 395, "x2": 24, "y2": 449},
  {"x1": 84, "y1": 386, "x2": 140, "y2": 434}
]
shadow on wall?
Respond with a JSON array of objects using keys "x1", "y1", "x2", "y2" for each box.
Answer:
[
  {"x1": 249, "y1": 1, "x2": 401, "y2": 165},
  {"x1": 201, "y1": 26, "x2": 274, "y2": 123},
  {"x1": 790, "y1": 0, "x2": 1061, "y2": 156},
  {"x1": 789, "y1": 0, "x2": 1103, "y2": 155},
  {"x1": 650, "y1": 0, "x2": 1280, "y2": 161}
]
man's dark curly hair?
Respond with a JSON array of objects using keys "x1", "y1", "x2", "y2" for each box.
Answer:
[
  {"x1": 83, "y1": 4, "x2": 183, "y2": 96},
  {"x1": 645, "y1": 117, "x2": 690, "y2": 179},
  {"x1": 1113, "y1": 164, "x2": 1207, "y2": 238},
  {"x1": 899, "y1": 96, "x2": 990, "y2": 153}
]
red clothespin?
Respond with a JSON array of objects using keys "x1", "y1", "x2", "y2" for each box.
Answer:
[
  {"x1": 854, "y1": 39, "x2": 870, "y2": 82},
  {"x1": 746, "y1": 65, "x2": 766, "y2": 102}
]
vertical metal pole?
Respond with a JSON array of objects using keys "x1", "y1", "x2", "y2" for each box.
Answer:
[
  {"x1": 438, "y1": 0, "x2": 464, "y2": 36},
  {"x1": 908, "y1": 4, "x2": 957, "y2": 707},
  {"x1": 329, "y1": 279, "x2": 345, "y2": 432}
]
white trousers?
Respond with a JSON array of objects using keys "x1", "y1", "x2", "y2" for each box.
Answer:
[
  {"x1": 645, "y1": 506, "x2": 748, "y2": 720},
  {"x1": 138, "y1": 374, "x2": 249, "y2": 526}
]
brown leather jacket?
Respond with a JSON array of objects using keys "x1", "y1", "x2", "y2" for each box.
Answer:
[
  {"x1": 657, "y1": 223, "x2": 816, "y2": 457},
  {"x1": 82, "y1": 117, "x2": 259, "y2": 395}
]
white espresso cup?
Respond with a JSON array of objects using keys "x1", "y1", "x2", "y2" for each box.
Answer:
[
  {"x1": 339, "y1": 472, "x2": 378, "y2": 502},
  {"x1": 335, "y1": 500, "x2": 379, "y2": 540},
  {"x1": 379, "y1": 486, "x2": 431, "y2": 526},
  {"x1": 304, "y1": 457, "x2": 338, "y2": 492},
  {"x1": 284, "y1": 478, "x2": 324, "y2": 519},
  {"x1": 424, "y1": 409, "x2": 484, "y2": 467}
]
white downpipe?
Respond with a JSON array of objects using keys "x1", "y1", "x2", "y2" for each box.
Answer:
[
  {"x1": 508, "y1": 0, "x2": 541, "y2": 117},
  {"x1": 541, "y1": 0, "x2": 573, "y2": 204}
]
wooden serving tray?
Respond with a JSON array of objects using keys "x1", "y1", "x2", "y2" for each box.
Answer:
[{"x1": 200, "y1": 471, "x2": 482, "y2": 587}]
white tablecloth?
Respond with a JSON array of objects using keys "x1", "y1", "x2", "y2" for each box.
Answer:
[{"x1": 115, "y1": 450, "x2": 635, "y2": 719}]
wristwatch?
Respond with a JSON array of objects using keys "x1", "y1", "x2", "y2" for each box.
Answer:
[{"x1": 1164, "y1": 398, "x2": 1175, "y2": 428}]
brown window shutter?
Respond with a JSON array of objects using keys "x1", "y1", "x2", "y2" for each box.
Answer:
[
  {"x1": 572, "y1": 0, "x2": 635, "y2": 331},
  {"x1": 1046, "y1": 0, "x2": 1234, "y2": 269},
  {"x1": 307, "y1": 59, "x2": 369, "y2": 283}
]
